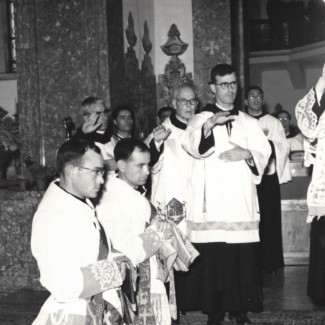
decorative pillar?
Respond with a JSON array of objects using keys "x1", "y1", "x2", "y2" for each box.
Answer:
[
  {"x1": 16, "y1": 0, "x2": 111, "y2": 166},
  {"x1": 192, "y1": 0, "x2": 247, "y2": 107},
  {"x1": 158, "y1": 24, "x2": 193, "y2": 107}
]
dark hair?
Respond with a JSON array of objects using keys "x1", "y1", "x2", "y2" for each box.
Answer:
[
  {"x1": 114, "y1": 138, "x2": 149, "y2": 162},
  {"x1": 158, "y1": 106, "x2": 174, "y2": 118},
  {"x1": 56, "y1": 139, "x2": 101, "y2": 174},
  {"x1": 274, "y1": 109, "x2": 291, "y2": 120},
  {"x1": 112, "y1": 104, "x2": 135, "y2": 121},
  {"x1": 210, "y1": 64, "x2": 237, "y2": 84},
  {"x1": 245, "y1": 85, "x2": 264, "y2": 98}
]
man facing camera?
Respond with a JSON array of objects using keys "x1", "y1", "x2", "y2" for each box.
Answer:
[
  {"x1": 246, "y1": 85, "x2": 290, "y2": 274},
  {"x1": 31, "y1": 139, "x2": 130, "y2": 325},
  {"x1": 182, "y1": 64, "x2": 271, "y2": 325}
]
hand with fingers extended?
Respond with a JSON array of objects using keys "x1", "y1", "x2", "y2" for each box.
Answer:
[
  {"x1": 82, "y1": 113, "x2": 105, "y2": 134},
  {"x1": 218, "y1": 146, "x2": 252, "y2": 162},
  {"x1": 153, "y1": 125, "x2": 172, "y2": 142},
  {"x1": 204, "y1": 111, "x2": 236, "y2": 137}
]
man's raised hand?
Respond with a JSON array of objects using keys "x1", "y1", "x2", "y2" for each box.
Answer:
[
  {"x1": 153, "y1": 125, "x2": 172, "y2": 142},
  {"x1": 81, "y1": 113, "x2": 103, "y2": 134},
  {"x1": 204, "y1": 111, "x2": 235, "y2": 137}
]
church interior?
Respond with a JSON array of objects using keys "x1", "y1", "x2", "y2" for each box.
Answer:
[{"x1": 1, "y1": 0, "x2": 325, "y2": 323}]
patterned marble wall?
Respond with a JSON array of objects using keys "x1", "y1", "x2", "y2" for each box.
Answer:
[
  {"x1": 192, "y1": 0, "x2": 232, "y2": 107},
  {"x1": 0, "y1": 190, "x2": 42, "y2": 291},
  {"x1": 16, "y1": 0, "x2": 110, "y2": 166}
]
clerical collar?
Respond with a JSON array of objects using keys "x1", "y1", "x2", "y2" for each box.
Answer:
[
  {"x1": 170, "y1": 111, "x2": 187, "y2": 130},
  {"x1": 55, "y1": 181, "x2": 88, "y2": 205},
  {"x1": 115, "y1": 133, "x2": 130, "y2": 140},
  {"x1": 248, "y1": 111, "x2": 267, "y2": 120},
  {"x1": 203, "y1": 103, "x2": 239, "y2": 115},
  {"x1": 135, "y1": 185, "x2": 146, "y2": 195}
]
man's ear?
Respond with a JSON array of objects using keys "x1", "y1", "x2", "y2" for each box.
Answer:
[
  {"x1": 64, "y1": 165, "x2": 76, "y2": 180},
  {"x1": 113, "y1": 119, "x2": 117, "y2": 126},
  {"x1": 116, "y1": 159, "x2": 126, "y2": 172},
  {"x1": 244, "y1": 99, "x2": 248, "y2": 107},
  {"x1": 210, "y1": 84, "x2": 216, "y2": 94},
  {"x1": 172, "y1": 99, "x2": 177, "y2": 109}
]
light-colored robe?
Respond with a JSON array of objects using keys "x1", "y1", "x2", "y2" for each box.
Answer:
[
  {"x1": 182, "y1": 110, "x2": 271, "y2": 244},
  {"x1": 256, "y1": 114, "x2": 291, "y2": 184},
  {"x1": 97, "y1": 177, "x2": 171, "y2": 325},
  {"x1": 145, "y1": 116, "x2": 192, "y2": 234},
  {"x1": 31, "y1": 182, "x2": 124, "y2": 325}
]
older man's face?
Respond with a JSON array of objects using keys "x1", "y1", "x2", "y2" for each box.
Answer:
[
  {"x1": 173, "y1": 87, "x2": 197, "y2": 122},
  {"x1": 83, "y1": 100, "x2": 109, "y2": 131}
]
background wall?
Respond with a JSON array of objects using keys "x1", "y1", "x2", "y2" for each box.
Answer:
[
  {"x1": 0, "y1": 79, "x2": 17, "y2": 117},
  {"x1": 153, "y1": 0, "x2": 194, "y2": 77},
  {"x1": 252, "y1": 66, "x2": 320, "y2": 124},
  {"x1": 122, "y1": 0, "x2": 155, "y2": 71}
]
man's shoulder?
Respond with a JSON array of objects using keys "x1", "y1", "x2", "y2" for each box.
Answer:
[
  {"x1": 260, "y1": 113, "x2": 283, "y2": 126},
  {"x1": 238, "y1": 110, "x2": 258, "y2": 122}
]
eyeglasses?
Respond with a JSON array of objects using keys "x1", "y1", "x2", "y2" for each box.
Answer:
[
  {"x1": 248, "y1": 94, "x2": 263, "y2": 100},
  {"x1": 176, "y1": 98, "x2": 198, "y2": 107},
  {"x1": 215, "y1": 82, "x2": 237, "y2": 90},
  {"x1": 79, "y1": 166, "x2": 105, "y2": 177},
  {"x1": 278, "y1": 117, "x2": 290, "y2": 121}
]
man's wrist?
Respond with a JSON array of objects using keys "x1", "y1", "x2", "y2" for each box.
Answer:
[
  {"x1": 203, "y1": 119, "x2": 213, "y2": 137},
  {"x1": 246, "y1": 150, "x2": 253, "y2": 160}
]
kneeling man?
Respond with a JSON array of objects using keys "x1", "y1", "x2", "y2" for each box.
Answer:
[
  {"x1": 97, "y1": 138, "x2": 174, "y2": 325},
  {"x1": 31, "y1": 139, "x2": 129, "y2": 325}
]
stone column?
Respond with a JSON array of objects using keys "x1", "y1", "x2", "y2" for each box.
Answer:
[
  {"x1": 192, "y1": 0, "x2": 247, "y2": 107},
  {"x1": 16, "y1": 0, "x2": 111, "y2": 166}
]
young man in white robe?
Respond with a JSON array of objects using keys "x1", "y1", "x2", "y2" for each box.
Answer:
[
  {"x1": 31, "y1": 139, "x2": 130, "y2": 325},
  {"x1": 181, "y1": 64, "x2": 271, "y2": 325},
  {"x1": 246, "y1": 85, "x2": 290, "y2": 273},
  {"x1": 97, "y1": 138, "x2": 174, "y2": 325},
  {"x1": 104, "y1": 105, "x2": 134, "y2": 176}
]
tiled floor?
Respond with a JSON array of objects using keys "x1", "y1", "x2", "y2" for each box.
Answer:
[{"x1": 1, "y1": 265, "x2": 325, "y2": 324}]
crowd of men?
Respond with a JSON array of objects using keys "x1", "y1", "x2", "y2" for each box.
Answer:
[{"x1": 30, "y1": 62, "x2": 325, "y2": 325}]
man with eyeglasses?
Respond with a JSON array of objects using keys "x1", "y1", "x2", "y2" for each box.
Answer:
[
  {"x1": 146, "y1": 84, "x2": 197, "y2": 229},
  {"x1": 145, "y1": 84, "x2": 198, "y2": 321},
  {"x1": 31, "y1": 139, "x2": 132, "y2": 324},
  {"x1": 274, "y1": 109, "x2": 304, "y2": 152},
  {"x1": 246, "y1": 85, "x2": 290, "y2": 275},
  {"x1": 181, "y1": 64, "x2": 271, "y2": 325},
  {"x1": 73, "y1": 96, "x2": 112, "y2": 165}
]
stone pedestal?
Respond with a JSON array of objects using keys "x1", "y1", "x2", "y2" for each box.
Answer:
[{"x1": 0, "y1": 189, "x2": 43, "y2": 291}]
